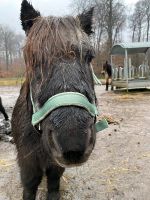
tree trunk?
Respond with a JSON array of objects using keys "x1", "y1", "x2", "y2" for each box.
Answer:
[
  {"x1": 4, "y1": 36, "x2": 9, "y2": 71},
  {"x1": 138, "y1": 24, "x2": 142, "y2": 42},
  {"x1": 107, "y1": 0, "x2": 113, "y2": 57},
  {"x1": 146, "y1": 16, "x2": 150, "y2": 41},
  {"x1": 132, "y1": 25, "x2": 136, "y2": 42}
]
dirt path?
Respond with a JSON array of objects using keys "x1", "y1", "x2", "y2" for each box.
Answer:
[{"x1": 0, "y1": 86, "x2": 150, "y2": 200}]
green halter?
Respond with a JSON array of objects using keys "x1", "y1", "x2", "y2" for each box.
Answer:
[{"x1": 31, "y1": 92, "x2": 108, "y2": 133}]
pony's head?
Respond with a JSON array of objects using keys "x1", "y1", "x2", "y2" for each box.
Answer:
[{"x1": 21, "y1": 0, "x2": 96, "y2": 167}]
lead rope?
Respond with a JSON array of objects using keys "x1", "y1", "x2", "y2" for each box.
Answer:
[
  {"x1": 90, "y1": 65, "x2": 108, "y2": 131},
  {"x1": 91, "y1": 64, "x2": 102, "y2": 85},
  {"x1": 30, "y1": 85, "x2": 41, "y2": 131},
  {"x1": 30, "y1": 85, "x2": 36, "y2": 113}
]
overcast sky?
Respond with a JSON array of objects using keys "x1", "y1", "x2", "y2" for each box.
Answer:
[{"x1": 0, "y1": 0, "x2": 139, "y2": 33}]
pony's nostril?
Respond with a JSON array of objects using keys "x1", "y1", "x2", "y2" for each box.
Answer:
[{"x1": 63, "y1": 151, "x2": 84, "y2": 162}]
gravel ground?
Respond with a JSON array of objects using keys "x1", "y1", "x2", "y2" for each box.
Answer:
[{"x1": 0, "y1": 85, "x2": 150, "y2": 200}]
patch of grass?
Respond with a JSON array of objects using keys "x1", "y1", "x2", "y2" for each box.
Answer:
[{"x1": 0, "y1": 77, "x2": 25, "y2": 86}]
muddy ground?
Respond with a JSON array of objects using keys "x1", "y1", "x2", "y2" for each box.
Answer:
[{"x1": 0, "y1": 85, "x2": 150, "y2": 200}]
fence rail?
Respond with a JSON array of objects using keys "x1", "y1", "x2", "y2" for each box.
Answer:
[{"x1": 112, "y1": 64, "x2": 150, "y2": 80}]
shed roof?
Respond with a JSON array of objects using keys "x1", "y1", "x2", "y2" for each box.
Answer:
[{"x1": 111, "y1": 42, "x2": 150, "y2": 55}]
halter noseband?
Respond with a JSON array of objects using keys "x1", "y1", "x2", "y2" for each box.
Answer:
[{"x1": 30, "y1": 91, "x2": 108, "y2": 133}]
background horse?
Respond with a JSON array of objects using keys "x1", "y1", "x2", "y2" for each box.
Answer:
[
  {"x1": 12, "y1": 0, "x2": 96, "y2": 199},
  {"x1": 103, "y1": 61, "x2": 113, "y2": 91}
]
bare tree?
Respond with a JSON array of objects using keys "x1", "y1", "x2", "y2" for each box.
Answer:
[
  {"x1": 112, "y1": 2, "x2": 126, "y2": 43},
  {"x1": 70, "y1": 0, "x2": 93, "y2": 14},
  {"x1": 71, "y1": 0, "x2": 126, "y2": 48},
  {"x1": 143, "y1": 0, "x2": 150, "y2": 41},
  {"x1": 136, "y1": 1, "x2": 145, "y2": 42},
  {"x1": 129, "y1": 13, "x2": 137, "y2": 42},
  {"x1": 0, "y1": 25, "x2": 25, "y2": 71},
  {"x1": 14, "y1": 34, "x2": 24, "y2": 59},
  {"x1": 0, "y1": 25, "x2": 15, "y2": 70},
  {"x1": 104, "y1": 0, "x2": 126, "y2": 53},
  {"x1": 129, "y1": 0, "x2": 146, "y2": 42}
]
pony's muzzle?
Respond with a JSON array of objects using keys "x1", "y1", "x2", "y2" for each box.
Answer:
[{"x1": 63, "y1": 150, "x2": 84, "y2": 163}]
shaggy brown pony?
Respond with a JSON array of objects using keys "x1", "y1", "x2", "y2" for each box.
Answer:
[{"x1": 12, "y1": 1, "x2": 96, "y2": 200}]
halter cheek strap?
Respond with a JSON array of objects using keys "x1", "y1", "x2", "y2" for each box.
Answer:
[{"x1": 30, "y1": 92, "x2": 108, "y2": 133}]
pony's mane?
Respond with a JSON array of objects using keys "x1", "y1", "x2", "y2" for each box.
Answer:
[{"x1": 24, "y1": 16, "x2": 89, "y2": 76}]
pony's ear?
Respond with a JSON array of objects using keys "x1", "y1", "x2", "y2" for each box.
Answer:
[
  {"x1": 78, "y1": 7, "x2": 94, "y2": 35},
  {"x1": 20, "y1": 0, "x2": 41, "y2": 33}
]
